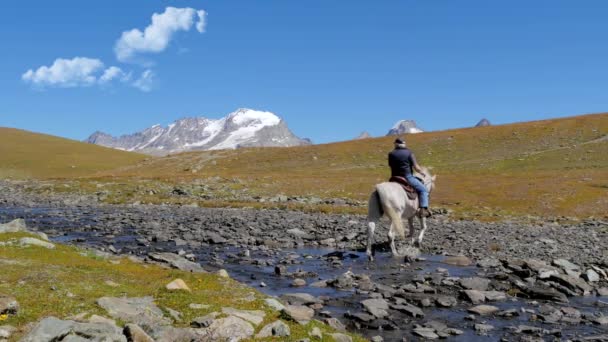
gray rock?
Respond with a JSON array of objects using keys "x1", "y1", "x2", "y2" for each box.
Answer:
[
  {"x1": 21, "y1": 316, "x2": 126, "y2": 342},
  {"x1": 0, "y1": 295, "x2": 18, "y2": 315},
  {"x1": 190, "y1": 312, "x2": 219, "y2": 328},
  {"x1": 459, "y1": 277, "x2": 491, "y2": 291},
  {"x1": 592, "y1": 316, "x2": 608, "y2": 325},
  {"x1": 468, "y1": 305, "x2": 499, "y2": 315},
  {"x1": 204, "y1": 315, "x2": 254, "y2": 341},
  {"x1": 474, "y1": 323, "x2": 494, "y2": 335},
  {"x1": 391, "y1": 303, "x2": 424, "y2": 318},
  {"x1": 280, "y1": 293, "x2": 321, "y2": 305},
  {"x1": 361, "y1": 298, "x2": 389, "y2": 318},
  {"x1": 147, "y1": 253, "x2": 205, "y2": 273},
  {"x1": 324, "y1": 317, "x2": 346, "y2": 332},
  {"x1": 436, "y1": 296, "x2": 458, "y2": 307},
  {"x1": 264, "y1": 298, "x2": 285, "y2": 311},
  {"x1": 19, "y1": 237, "x2": 55, "y2": 249},
  {"x1": 221, "y1": 307, "x2": 265, "y2": 326},
  {"x1": 0, "y1": 219, "x2": 27, "y2": 233},
  {"x1": 552, "y1": 259, "x2": 581, "y2": 273},
  {"x1": 412, "y1": 327, "x2": 439, "y2": 339},
  {"x1": 123, "y1": 324, "x2": 154, "y2": 342},
  {"x1": 549, "y1": 273, "x2": 592, "y2": 295},
  {"x1": 97, "y1": 296, "x2": 170, "y2": 330},
  {"x1": 255, "y1": 320, "x2": 291, "y2": 338},
  {"x1": 281, "y1": 305, "x2": 314, "y2": 324},
  {"x1": 443, "y1": 255, "x2": 473, "y2": 266},
  {"x1": 462, "y1": 290, "x2": 486, "y2": 304},
  {"x1": 584, "y1": 269, "x2": 601, "y2": 282}
]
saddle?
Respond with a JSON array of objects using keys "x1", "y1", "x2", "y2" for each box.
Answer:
[{"x1": 389, "y1": 176, "x2": 418, "y2": 200}]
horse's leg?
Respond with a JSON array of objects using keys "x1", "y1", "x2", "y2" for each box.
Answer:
[
  {"x1": 366, "y1": 221, "x2": 376, "y2": 261},
  {"x1": 388, "y1": 223, "x2": 398, "y2": 257},
  {"x1": 415, "y1": 216, "x2": 428, "y2": 247},
  {"x1": 366, "y1": 190, "x2": 382, "y2": 261},
  {"x1": 408, "y1": 217, "x2": 416, "y2": 245}
]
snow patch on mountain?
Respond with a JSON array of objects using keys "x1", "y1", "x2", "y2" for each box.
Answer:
[{"x1": 387, "y1": 120, "x2": 424, "y2": 135}]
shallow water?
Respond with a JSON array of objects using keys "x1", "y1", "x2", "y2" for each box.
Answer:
[{"x1": 1, "y1": 205, "x2": 607, "y2": 341}]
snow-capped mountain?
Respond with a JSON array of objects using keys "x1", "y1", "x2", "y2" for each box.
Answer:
[
  {"x1": 86, "y1": 109, "x2": 310, "y2": 155},
  {"x1": 386, "y1": 120, "x2": 424, "y2": 135}
]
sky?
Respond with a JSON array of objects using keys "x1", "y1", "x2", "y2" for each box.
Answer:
[{"x1": 2, "y1": 1, "x2": 608, "y2": 144}]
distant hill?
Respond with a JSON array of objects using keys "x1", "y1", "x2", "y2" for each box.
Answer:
[
  {"x1": 86, "y1": 108, "x2": 310, "y2": 155},
  {"x1": 355, "y1": 131, "x2": 371, "y2": 140},
  {"x1": 475, "y1": 118, "x2": 491, "y2": 127},
  {"x1": 102, "y1": 113, "x2": 608, "y2": 219},
  {"x1": 0, "y1": 127, "x2": 146, "y2": 179}
]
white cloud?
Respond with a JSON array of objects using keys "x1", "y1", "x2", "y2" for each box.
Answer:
[
  {"x1": 22, "y1": 57, "x2": 104, "y2": 87},
  {"x1": 132, "y1": 69, "x2": 155, "y2": 92},
  {"x1": 99, "y1": 66, "x2": 130, "y2": 83},
  {"x1": 115, "y1": 7, "x2": 207, "y2": 62},
  {"x1": 196, "y1": 10, "x2": 207, "y2": 33}
]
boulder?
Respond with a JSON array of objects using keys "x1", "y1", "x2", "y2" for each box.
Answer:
[
  {"x1": 281, "y1": 305, "x2": 314, "y2": 324},
  {"x1": 0, "y1": 325, "x2": 15, "y2": 340},
  {"x1": 361, "y1": 298, "x2": 389, "y2": 318},
  {"x1": 459, "y1": 277, "x2": 491, "y2": 291},
  {"x1": 190, "y1": 312, "x2": 219, "y2": 328},
  {"x1": 443, "y1": 255, "x2": 473, "y2": 266},
  {"x1": 97, "y1": 296, "x2": 170, "y2": 329},
  {"x1": 221, "y1": 307, "x2": 265, "y2": 326},
  {"x1": 468, "y1": 305, "x2": 499, "y2": 315},
  {"x1": 20, "y1": 316, "x2": 126, "y2": 342},
  {"x1": 18, "y1": 237, "x2": 55, "y2": 249},
  {"x1": 552, "y1": 259, "x2": 580, "y2": 273},
  {"x1": 147, "y1": 253, "x2": 206, "y2": 273},
  {"x1": 165, "y1": 279, "x2": 191, "y2": 292},
  {"x1": 280, "y1": 293, "x2": 321, "y2": 305},
  {"x1": 255, "y1": 320, "x2": 291, "y2": 338},
  {"x1": 329, "y1": 333, "x2": 353, "y2": 342},
  {"x1": 204, "y1": 316, "x2": 254, "y2": 341},
  {"x1": 0, "y1": 219, "x2": 27, "y2": 233},
  {"x1": 264, "y1": 298, "x2": 285, "y2": 312},
  {"x1": 123, "y1": 324, "x2": 154, "y2": 342}
]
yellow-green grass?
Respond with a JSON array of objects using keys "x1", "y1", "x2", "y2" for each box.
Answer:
[
  {"x1": 0, "y1": 127, "x2": 146, "y2": 179},
  {"x1": 0, "y1": 232, "x2": 363, "y2": 341},
  {"x1": 92, "y1": 113, "x2": 608, "y2": 219}
]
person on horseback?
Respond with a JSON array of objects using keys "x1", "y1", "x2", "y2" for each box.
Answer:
[{"x1": 388, "y1": 138, "x2": 431, "y2": 217}]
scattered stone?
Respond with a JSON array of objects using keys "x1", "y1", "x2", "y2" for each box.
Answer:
[
  {"x1": 309, "y1": 327, "x2": 323, "y2": 339},
  {"x1": 255, "y1": 320, "x2": 291, "y2": 338},
  {"x1": 391, "y1": 303, "x2": 424, "y2": 318},
  {"x1": 412, "y1": 327, "x2": 439, "y2": 339},
  {"x1": 282, "y1": 305, "x2": 314, "y2": 324},
  {"x1": 280, "y1": 293, "x2": 321, "y2": 305},
  {"x1": 436, "y1": 296, "x2": 458, "y2": 307},
  {"x1": 444, "y1": 255, "x2": 473, "y2": 266},
  {"x1": 189, "y1": 303, "x2": 210, "y2": 310},
  {"x1": 361, "y1": 298, "x2": 389, "y2": 318},
  {"x1": 166, "y1": 278, "x2": 191, "y2": 292},
  {"x1": 148, "y1": 252, "x2": 205, "y2": 273},
  {"x1": 190, "y1": 312, "x2": 219, "y2": 328},
  {"x1": 123, "y1": 323, "x2": 154, "y2": 342},
  {"x1": 216, "y1": 269, "x2": 230, "y2": 278},
  {"x1": 21, "y1": 316, "x2": 126, "y2": 342},
  {"x1": 325, "y1": 317, "x2": 346, "y2": 332},
  {"x1": 221, "y1": 307, "x2": 265, "y2": 326},
  {"x1": 0, "y1": 325, "x2": 15, "y2": 340},
  {"x1": 552, "y1": 259, "x2": 580, "y2": 273},
  {"x1": 459, "y1": 277, "x2": 491, "y2": 291},
  {"x1": 468, "y1": 305, "x2": 499, "y2": 315},
  {"x1": 204, "y1": 316, "x2": 254, "y2": 341},
  {"x1": 97, "y1": 296, "x2": 171, "y2": 329},
  {"x1": 264, "y1": 298, "x2": 285, "y2": 311},
  {"x1": 584, "y1": 269, "x2": 600, "y2": 282},
  {"x1": 474, "y1": 323, "x2": 494, "y2": 335},
  {"x1": 0, "y1": 219, "x2": 27, "y2": 233},
  {"x1": 591, "y1": 316, "x2": 608, "y2": 325},
  {"x1": 18, "y1": 237, "x2": 55, "y2": 249},
  {"x1": 291, "y1": 278, "x2": 307, "y2": 287},
  {"x1": 105, "y1": 280, "x2": 120, "y2": 287}
]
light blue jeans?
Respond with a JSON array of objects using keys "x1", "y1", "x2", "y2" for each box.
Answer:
[{"x1": 406, "y1": 175, "x2": 429, "y2": 208}]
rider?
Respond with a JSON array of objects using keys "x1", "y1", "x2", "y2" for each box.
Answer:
[{"x1": 388, "y1": 138, "x2": 431, "y2": 217}]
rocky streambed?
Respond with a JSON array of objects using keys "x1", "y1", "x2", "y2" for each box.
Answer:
[{"x1": 1, "y1": 184, "x2": 607, "y2": 341}]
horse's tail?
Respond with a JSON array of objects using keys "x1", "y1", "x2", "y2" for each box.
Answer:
[{"x1": 376, "y1": 183, "x2": 406, "y2": 239}]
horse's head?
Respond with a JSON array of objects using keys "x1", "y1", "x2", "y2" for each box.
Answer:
[{"x1": 417, "y1": 166, "x2": 436, "y2": 194}]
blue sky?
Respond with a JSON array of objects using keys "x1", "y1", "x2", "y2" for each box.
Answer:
[{"x1": 2, "y1": 1, "x2": 608, "y2": 143}]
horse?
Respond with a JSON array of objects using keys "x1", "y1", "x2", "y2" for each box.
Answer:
[{"x1": 366, "y1": 167, "x2": 436, "y2": 261}]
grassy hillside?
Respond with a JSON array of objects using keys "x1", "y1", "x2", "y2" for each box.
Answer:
[
  {"x1": 0, "y1": 127, "x2": 147, "y2": 179},
  {"x1": 94, "y1": 113, "x2": 608, "y2": 219}
]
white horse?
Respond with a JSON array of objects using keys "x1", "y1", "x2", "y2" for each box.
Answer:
[{"x1": 366, "y1": 167, "x2": 436, "y2": 260}]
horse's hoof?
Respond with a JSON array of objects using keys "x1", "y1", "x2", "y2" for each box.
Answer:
[
  {"x1": 414, "y1": 241, "x2": 421, "y2": 248},
  {"x1": 368, "y1": 255, "x2": 374, "y2": 262}
]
